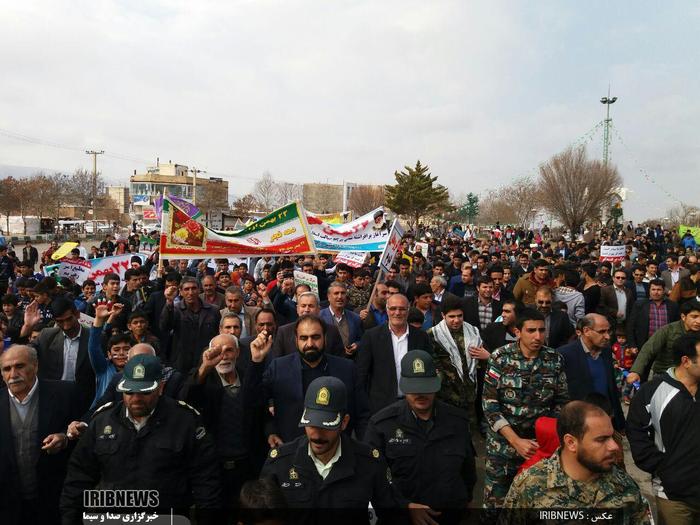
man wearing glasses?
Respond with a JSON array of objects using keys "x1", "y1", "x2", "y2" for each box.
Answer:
[
  {"x1": 599, "y1": 269, "x2": 635, "y2": 332},
  {"x1": 627, "y1": 265, "x2": 650, "y2": 301},
  {"x1": 557, "y1": 314, "x2": 625, "y2": 431},
  {"x1": 356, "y1": 294, "x2": 430, "y2": 415}
]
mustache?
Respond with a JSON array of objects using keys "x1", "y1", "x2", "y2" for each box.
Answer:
[
  {"x1": 8, "y1": 378, "x2": 24, "y2": 385},
  {"x1": 310, "y1": 438, "x2": 329, "y2": 445}
]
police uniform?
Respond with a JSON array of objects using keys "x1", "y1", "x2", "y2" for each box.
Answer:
[
  {"x1": 481, "y1": 342, "x2": 569, "y2": 512},
  {"x1": 60, "y1": 355, "x2": 221, "y2": 524},
  {"x1": 364, "y1": 350, "x2": 476, "y2": 522},
  {"x1": 501, "y1": 450, "x2": 652, "y2": 525},
  {"x1": 260, "y1": 376, "x2": 401, "y2": 524}
]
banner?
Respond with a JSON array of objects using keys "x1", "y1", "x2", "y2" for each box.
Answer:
[
  {"x1": 53, "y1": 253, "x2": 145, "y2": 290},
  {"x1": 379, "y1": 220, "x2": 405, "y2": 273},
  {"x1": 142, "y1": 207, "x2": 157, "y2": 221},
  {"x1": 679, "y1": 225, "x2": 700, "y2": 243},
  {"x1": 294, "y1": 270, "x2": 319, "y2": 297},
  {"x1": 599, "y1": 245, "x2": 626, "y2": 263},
  {"x1": 306, "y1": 207, "x2": 391, "y2": 253},
  {"x1": 308, "y1": 211, "x2": 353, "y2": 225},
  {"x1": 133, "y1": 195, "x2": 150, "y2": 206},
  {"x1": 333, "y1": 251, "x2": 367, "y2": 268},
  {"x1": 159, "y1": 197, "x2": 315, "y2": 258},
  {"x1": 154, "y1": 195, "x2": 201, "y2": 221}
]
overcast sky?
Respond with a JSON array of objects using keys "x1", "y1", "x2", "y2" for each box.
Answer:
[{"x1": 1, "y1": 1, "x2": 698, "y2": 221}]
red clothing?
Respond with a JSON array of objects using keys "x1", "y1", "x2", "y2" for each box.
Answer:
[{"x1": 517, "y1": 416, "x2": 560, "y2": 475}]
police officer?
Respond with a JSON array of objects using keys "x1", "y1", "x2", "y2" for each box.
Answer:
[
  {"x1": 364, "y1": 350, "x2": 477, "y2": 525},
  {"x1": 481, "y1": 308, "x2": 569, "y2": 519},
  {"x1": 60, "y1": 354, "x2": 221, "y2": 524},
  {"x1": 260, "y1": 376, "x2": 401, "y2": 524}
]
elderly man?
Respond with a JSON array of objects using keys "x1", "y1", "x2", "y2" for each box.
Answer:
[
  {"x1": 557, "y1": 314, "x2": 625, "y2": 430},
  {"x1": 221, "y1": 285, "x2": 261, "y2": 338},
  {"x1": 1, "y1": 345, "x2": 78, "y2": 524},
  {"x1": 320, "y1": 281, "x2": 363, "y2": 358}
]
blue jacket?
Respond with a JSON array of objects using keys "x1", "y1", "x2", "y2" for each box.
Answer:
[
  {"x1": 243, "y1": 353, "x2": 369, "y2": 443},
  {"x1": 319, "y1": 307, "x2": 363, "y2": 347},
  {"x1": 558, "y1": 339, "x2": 625, "y2": 430}
]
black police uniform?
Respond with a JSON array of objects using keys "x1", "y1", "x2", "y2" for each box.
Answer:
[
  {"x1": 364, "y1": 399, "x2": 476, "y2": 515},
  {"x1": 60, "y1": 397, "x2": 221, "y2": 524},
  {"x1": 261, "y1": 434, "x2": 401, "y2": 523}
]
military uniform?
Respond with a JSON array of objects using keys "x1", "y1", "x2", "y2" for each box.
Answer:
[
  {"x1": 482, "y1": 342, "x2": 569, "y2": 512},
  {"x1": 364, "y1": 399, "x2": 476, "y2": 515},
  {"x1": 261, "y1": 434, "x2": 400, "y2": 522},
  {"x1": 501, "y1": 450, "x2": 652, "y2": 525},
  {"x1": 428, "y1": 324, "x2": 480, "y2": 428}
]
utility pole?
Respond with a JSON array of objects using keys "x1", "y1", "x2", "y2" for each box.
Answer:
[
  {"x1": 85, "y1": 150, "x2": 104, "y2": 237},
  {"x1": 600, "y1": 87, "x2": 617, "y2": 167},
  {"x1": 188, "y1": 167, "x2": 206, "y2": 205}
]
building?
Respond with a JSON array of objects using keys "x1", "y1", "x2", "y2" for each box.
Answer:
[
  {"x1": 129, "y1": 160, "x2": 229, "y2": 210},
  {"x1": 302, "y1": 183, "x2": 344, "y2": 213},
  {"x1": 107, "y1": 186, "x2": 130, "y2": 214}
]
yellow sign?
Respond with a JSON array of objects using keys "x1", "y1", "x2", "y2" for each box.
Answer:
[{"x1": 51, "y1": 242, "x2": 79, "y2": 261}]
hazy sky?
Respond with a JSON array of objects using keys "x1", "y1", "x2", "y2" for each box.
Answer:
[{"x1": 1, "y1": 1, "x2": 698, "y2": 221}]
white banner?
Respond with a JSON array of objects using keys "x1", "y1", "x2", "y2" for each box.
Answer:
[
  {"x1": 58, "y1": 253, "x2": 145, "y2": 290},
  {"x1": 306, "y1": 207, "x2": 391, "y2": 253},
  {"x1": 379, "y1": 220, "x2": 405, "y2": 273},
  {"x1": 333, "y1": 251, "x2": 367, "y2": 268},
  {"x1": 599, "y1": 245, "x2": 626, "y2": 263},
  {"x1": 294, "y1": 270, "x2": 319, "y2": 298}
]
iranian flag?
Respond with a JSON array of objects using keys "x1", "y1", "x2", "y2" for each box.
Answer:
[{"x1": 159, "y1": 197, "x2": 315, "y2": 258}]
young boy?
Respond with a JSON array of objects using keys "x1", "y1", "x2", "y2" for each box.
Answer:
[{"x1": 612, "y1": 328, "x2": 638, "y2": 403}]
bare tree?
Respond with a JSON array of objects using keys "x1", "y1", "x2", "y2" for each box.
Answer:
[
  {"x1": 666, "y1": 203, "x2": 700, "y2": 227},
  {"x1": 477, "y1": 177, "x2": 540, "y2": 227},
  {"x1": 348, "y1": 185, "x2": 385, "y2": 216},
  {"x1": 538, "y1": 146, "x2": 622, "y2": 235},
  {"x1": 232, "y1": 194, "x2": 261, "y2": 218},
  {"x1": 276, "y1": 182, "x2": 303, "y2": 206},
  {"x1": 254, "y1": 171, "x2": 278, "y2": 211}
]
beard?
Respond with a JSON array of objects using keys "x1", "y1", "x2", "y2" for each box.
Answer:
[
  {"x1": 299, "y1": 347, "x2": 323, "y2": 363},
  {"x1": 576, "y1": 448, "x2": 614, "y2": 474},
  {"x1": 215, "y1": 360, "x2": 234, "y2": 374}
]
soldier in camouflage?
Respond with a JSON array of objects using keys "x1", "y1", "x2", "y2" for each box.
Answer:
[
  {"x1": 501, "y1": 401, "x2": 652, "y2": 525},
  {"x1": 482, "y1": 308, "x2": 569, "y2": 518},
  {"x1": 428, "y1": 294, "x2": 490, "y2": 429},
  {"x1": 346, "y1": 268, "x2": 372, "y2": 310}
]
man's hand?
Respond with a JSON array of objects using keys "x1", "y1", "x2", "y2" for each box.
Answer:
[
  {"x1": 267, "y1": 434, "x2": 283, "y2": 448},
  {"x1": 250, "y1": 330, "x2": 273, "y2": 363},
  {"x1": 164, "y1": 285, "x2": 178, "y2": 305},
  {"x1": 42, "y1": 433, "x2": 68, "y2": 454},
  {"x1": 626, "y1": 372, "x2": 641, "y2": 384},
  {"x1": 358, "y1": 308, "x2": 369, "y2": 321},
  {"x1": 468, "y1": 346, "x2": 490, "y2": 360},
  {"x1": 94, "y1": 303, "x2": 112, "y2": 321},
  {"x1": 344, "y1": 343, "x2": 358, "y2": 356},
  {"x1": 201, "y1": 345, "x2": 224, "y2": 369},
  {"x1": 510, "y1": 437, "x2": 539, "y2": 460},
  {"x1": 66, "y1": 421, "x2": 88, "y2": 440},
  {"x1": 107, "y1": 303, "x2": 124, "y2": 322},
  {"x1": 23, "y1": 300, "x2": 41, "y2": 329},
  {"x1": 408, "y1": 503, "x2": 441, "y2": 525}
]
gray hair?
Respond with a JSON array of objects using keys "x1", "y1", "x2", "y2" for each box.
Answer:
[
  {"x1": 327, "y1": 281, "x2": 348, "y2": 294},
  {"x1": 209, "y1": 333, "x2": 239, "y2": 349},
  {"x1": 220, "y1": 313, "x2": 242, "y2": 329},
  {"x1": 297, "y1": 291, "x2": 319, "y2": 305},
  {"x1": 431, "y1": 275, "x2": 447, "y2": 288},
  {"x1": 1, "y1": 345, "x2": 38, "y2": 365}
]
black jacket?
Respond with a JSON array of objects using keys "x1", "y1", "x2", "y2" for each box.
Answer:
[
  {"x1": 0, "y1": 380, "x2": 79, "y2": 525},
  {"x1": 557, "y1": 339, "x2": 625, "y2": 430},
  {"x1": 356, "y1": 324, "x2": 431, "y2": 414},
  {"x1": 160, "y1": 300, "x2": 221, "y2": 373},
  {"x1": 626, "y1": 299, "x2": 680, "y2": 349},
  {"x1": 364, "y1": 399, "x2": 476, "y2": 510},
  {"x1": 461, "y1": 296, "x2": 503, "y2": 332},
  {"x1": 627, "y1": 371, "x2": 700, "y2": 504},
  {"x1": 547, "y1": 309, "x2": 575, "y2": 349},
  {"x1": 270, "y1": 321, "x2": 345, "y2": 359}
]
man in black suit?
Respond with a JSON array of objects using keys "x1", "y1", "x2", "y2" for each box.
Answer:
[
  {"x1": 462, "y1": 276, "x2": 503, "y2": 332},
  {"x1": 0, "y1": 345, "x2": 78, "y2": 524},
  {"x1": 270, "y1": 292, "x2": 344, "y2": 358},
  {"x1": 599, "y1": 268, "x2": 636, "y2": 331},
  {"x1": 535, "y1": 287, "x2": 574, "y2": 349},
  {"x1": 626, "y1": 279, "x2": 680, "y2": 352},
  {"x1": 557, "y1": 314, "x2": 625, "y2": 430},
  {"x1": 356, "y1": 293, "x2": 431, "y2": 414},
  {"x1": 243, "y1": 315, "x2": 369, "y2": 448},
  {"x1": 22, "y1": 297, "x2": 94, "y2": 414}
]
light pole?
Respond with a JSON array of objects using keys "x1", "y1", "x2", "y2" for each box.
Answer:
[
  {"x1": 188, "y1": 167, "x2": 206, "y2": 205},
  {"x1": 600, "y1": 89, "x2": 617, "y2": 167},
  {"x1": 86, "y1": 150, "x2": 104, "y2": 237}
]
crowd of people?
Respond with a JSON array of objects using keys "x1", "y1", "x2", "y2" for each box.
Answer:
[{"x1": 1, "y1": 222, "x2": 699, "y2": 525}]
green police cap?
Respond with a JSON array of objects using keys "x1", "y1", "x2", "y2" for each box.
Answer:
[
  {"x1": 299, "y1": 376, "x2": 347, "y2": 430},
  {"x1": 399, "y1": 350, "x2": 441, "y2": 394},
  {"x1": 116, "y1": 354, "x2": 162, "y2": 394}
]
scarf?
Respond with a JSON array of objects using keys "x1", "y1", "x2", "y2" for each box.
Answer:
[{"x1": 432, "y1": 320, "x2": 479, "y2": 385}]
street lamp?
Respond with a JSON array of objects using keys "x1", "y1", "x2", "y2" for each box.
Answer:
[{"x1": 600, "y1": 90, "x2": 617, "y2": 167}]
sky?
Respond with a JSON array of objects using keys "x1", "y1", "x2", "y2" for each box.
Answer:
[{"x1": 0, "y1": 0, "x2": 698, "y2": 222}]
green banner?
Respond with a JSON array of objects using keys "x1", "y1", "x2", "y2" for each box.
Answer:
[{"x1": 679, "y1": 225, "x2": 700, "y2": 242}]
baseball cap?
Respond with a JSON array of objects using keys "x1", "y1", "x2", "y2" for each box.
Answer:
[
  {"x1": 299, "y1": 376, "x2": 347, "y2": 430},
  {"x1": 117, "y1": 354, "x2": 162, "y2": 394},
  {"x1": 399, "y1": 350, "x2": 441, "y2": 394}
]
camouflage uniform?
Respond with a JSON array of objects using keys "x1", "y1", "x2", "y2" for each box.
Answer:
[
  {"x1": 347, "y1": 285, "x2": 371, "y2": 310},
  {"x1": 428, "y1": 324, "x2": 481, "y2": 429},
  {"x1": 482, "y1": 342, "x2": 569, "y2": 515},
  {"x1": 500, "y1": 449, "x2": 652, "y2": 525}
]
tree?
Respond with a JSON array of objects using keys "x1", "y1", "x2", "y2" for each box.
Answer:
[
  {"x1": 276, "y1": 182, "x2": 303, "y2": 206},
  {"x1": 254, "y1": 171, "x2": 278, "y2": 212},
  {"x1": 232, "y1": 194, "x2": 261, "y2": 218},
  {"x1": 666, "y1": 203, "x2": 700, "y2": 227},
  {"x1": 384, "y1": 161, "x2": 451, "y2": 230},
  {"x1": 348, "y1": 185, "x2": 385, "y2": 216},
  {"x1": 538, "y1": 146, "x2": 623, "y2": 235},
  {"x1": 478, "y1": 177, "x2": 540, "y2": 227},
  {"x1": 0, "y1": 177, "x2": 21, "y2": 233},
  {"x1": 459, "y1": 192, "x2": 479, "y2": 224}
]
